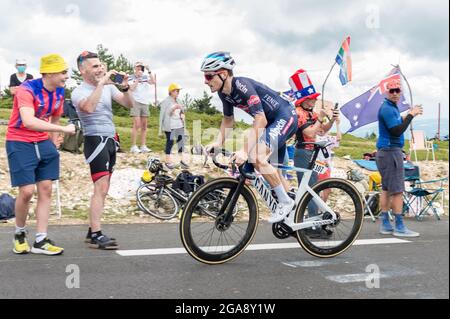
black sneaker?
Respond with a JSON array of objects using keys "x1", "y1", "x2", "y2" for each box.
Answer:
[
  {"x1": 89, "y1": 234, "x2": 119, "y2": 250},
  {"x1": 30, "y1": 238, "x2": 64, "y2": 256},
  {"x1": 85, "y1": 228, "x2": 116, "y2": 243}
]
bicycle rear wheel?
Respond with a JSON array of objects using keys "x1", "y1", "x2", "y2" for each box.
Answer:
[
  {"x1": 136, "y1": 183, "x2": 179, "y2": 220},
  {"x1": 180, "y1": 177, "x2": 258, "y2": 264},
  {"x1": 294, "y1": 178, "x2": 364, "y2": 257}
]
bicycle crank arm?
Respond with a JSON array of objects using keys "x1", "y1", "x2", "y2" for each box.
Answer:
[{"x1": 287, "y1": 219, "x2": 335, "y2": 232}]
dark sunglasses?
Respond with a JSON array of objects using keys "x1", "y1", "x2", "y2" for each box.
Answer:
[
  {"x1": 204, "y1": 73, "x2": 219, "y2": 81},
  {"x1": 389, "y1": 88, "x2": 401, "y2": 94},
  {"x1": 77, "y1": 51, "x2": 99, "y2": 65}
]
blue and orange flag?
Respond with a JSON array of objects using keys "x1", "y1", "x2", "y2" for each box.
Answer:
[{"x1": 335, "y1": 36, "x2": 352, "y2": 85}]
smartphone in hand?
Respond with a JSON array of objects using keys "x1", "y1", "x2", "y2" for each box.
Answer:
[{"x1": 110, "y1": 73, "x2": 124, "y2": 84}]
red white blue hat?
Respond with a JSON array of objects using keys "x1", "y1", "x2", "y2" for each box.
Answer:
[{"x1": 289, "y1": 69, "x2": 321, "y2": 106}]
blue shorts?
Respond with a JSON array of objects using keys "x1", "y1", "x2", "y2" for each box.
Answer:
[
  {"x1": 262, "y1": 105, "x2": 298, "y2": 164},
  {"x1": 6, "y1": 140, "x2": 60, "y2": 187},
  {"x1": 376, "y1": 148, "x2": 405, "y2": 194}
]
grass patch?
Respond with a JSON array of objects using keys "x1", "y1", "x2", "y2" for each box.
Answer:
[{"x1": 0, "y1": 105, "x2": 447, "y2": 161}]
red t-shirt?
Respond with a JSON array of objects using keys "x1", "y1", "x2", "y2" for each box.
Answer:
[
  {"x1": 6, "y1": 78, "x2": 64, "y2": 143},
  {"x1": 295, "y1": 106, "x2": 318, "y2": 151}
]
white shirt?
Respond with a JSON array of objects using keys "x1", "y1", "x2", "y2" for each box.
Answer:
[
  {"x1": 170, "y1": 108, "x2": 184, "y2": 130},
  {"x1": 129, "y1": 75, "x2": 152, "y2": 105}
]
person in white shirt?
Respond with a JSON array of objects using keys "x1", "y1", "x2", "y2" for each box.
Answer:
[{"x1": 129, "y1": 62, "x2": 155, "y2": 153}]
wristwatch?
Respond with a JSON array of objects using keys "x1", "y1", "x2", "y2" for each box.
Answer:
[{"x1": 119, "y1": 84, "x2": 130, "y2": 92}]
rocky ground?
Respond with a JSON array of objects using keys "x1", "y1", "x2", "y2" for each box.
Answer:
[{"x1": 0, "y1": 147, "x2": 448, "y2": 227}]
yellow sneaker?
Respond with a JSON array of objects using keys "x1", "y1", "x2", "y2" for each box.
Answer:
[
  {"x1": 13, "y1": 231, "x2": 31, "y2": 254},
  {"x1": 31, "y1": 238, "x2": 64, "y2": 256}
]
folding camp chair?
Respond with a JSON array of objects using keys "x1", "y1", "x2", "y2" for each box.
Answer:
[
  {"x1": 403, "y1": 177, "x2": 448, "y2": 221},
  {"x1": 363, "y1": 172, "x2": 382, "y2": 222},
  {"x1": 409, "y1": 130, "x2": 436, "y2": 162}
]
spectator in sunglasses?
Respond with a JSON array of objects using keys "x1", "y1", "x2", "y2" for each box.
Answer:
[{"x1": 376, "y1": 78, "x2": 423, "y2": 238}]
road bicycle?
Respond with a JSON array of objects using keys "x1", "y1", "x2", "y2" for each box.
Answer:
[
  {"x1": 179, "y1": 141, "x2": 364, "y2": 264},
  {"x1": 136, "y1": 157, "x2": 236, "y2": 220}
]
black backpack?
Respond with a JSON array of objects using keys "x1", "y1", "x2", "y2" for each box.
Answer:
[
  {"x1": 0, "y1": 193, "x2": 15, "y2": 220},
  {"x1": 61, "y1": 120, "x2": 84, "y2": 154},
  {"x1": 172, "y1": 170, "x2": 205, "y2": 194}
]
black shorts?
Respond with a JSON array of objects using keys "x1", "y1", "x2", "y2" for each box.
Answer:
[{"x1": 84, "y1": 136, "x2": 118, "y2": 182}]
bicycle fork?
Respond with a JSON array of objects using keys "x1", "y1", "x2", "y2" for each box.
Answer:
[{"x1": 216, "y1": 176, "x2": 247, "y2": 228}]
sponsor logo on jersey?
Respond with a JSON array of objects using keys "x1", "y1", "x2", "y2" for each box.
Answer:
[
  {"x1": 247, "y1": 95, "x2": 261, "y2": 106},
  {"x1": 235, "y1": 80, "x2": 248, "y2": 94},
  {"x1": 268, "y1": 118, "x2": 287, "y2": 140},
  {"x1": 262, "y1": 94, "x2": 280, "y2": 109}
]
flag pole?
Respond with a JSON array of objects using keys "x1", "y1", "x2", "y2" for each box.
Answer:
[
  {"x1": 321, "y1": 61, "x2": 337, "y2": 121},
  {"x1": 395, "y1": 64, "x2": 416, "y2": 159}
]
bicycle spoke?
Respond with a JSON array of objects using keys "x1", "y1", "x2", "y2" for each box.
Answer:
[{"x1": 181, "y1": 178, "x2": 258, "y2": 263}]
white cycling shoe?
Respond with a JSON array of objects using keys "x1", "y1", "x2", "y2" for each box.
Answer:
[{"x1": 268, "y1": 199, "x2": 295, "y2": 224}]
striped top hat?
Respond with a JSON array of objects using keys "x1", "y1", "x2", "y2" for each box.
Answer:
[{"x1": 289, "y1": 69, "x2": 321, "y2": 106}]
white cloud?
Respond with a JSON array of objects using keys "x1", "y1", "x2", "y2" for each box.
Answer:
[{"x1": 0, "y1": 0, "x2": 448, "y2": 124}]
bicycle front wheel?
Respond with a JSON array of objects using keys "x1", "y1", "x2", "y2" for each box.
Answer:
[
  {"x1": 180, "y1": 177, "x2": 258, "y2": 265},
  {"x1": 136, "y1": 183, "x2": 179, "y2": 220},
  {"x1": 294, "y1": 178, "x2": 364, "y2": 258}
]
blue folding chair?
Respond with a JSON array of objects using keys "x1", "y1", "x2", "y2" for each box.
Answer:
[{"x1": 403, "y1": 176, "x2": 448, "y2": 221}]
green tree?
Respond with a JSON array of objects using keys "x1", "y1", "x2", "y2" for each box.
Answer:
[
  {"x1": 191, "y1": 91, "x2": 219, "y2": 115},
  {"x1": 3, "y1": 88, "x2": 12, "y2": 99},
  {"x1": 70, "y1": 44, "x2": 135, "y2": 116},
  {"x1": 71, "y1": 44, "x2": 133, "y2": 85},
  {"x1": 180, "y1": 92, "x2": 194, "y2": 109}
]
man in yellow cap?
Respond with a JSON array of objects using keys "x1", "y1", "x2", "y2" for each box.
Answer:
[
  {"x1": 6, "y1": 54, "x2": 76, "y2": 256},
  {"x1": 159, "y1": 83, "x2": 189, "y2": 169}
]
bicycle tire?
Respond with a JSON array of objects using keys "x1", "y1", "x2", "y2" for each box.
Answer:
[
  {"x1": 136, "y1": 183, "x2": 179, "y2": 220},
  {"x1": 294, "y1": 178, "x2": 364, "y2": 258},
  {"x1": 180, "y1": 177, "x2": 259, "y2": 265}
]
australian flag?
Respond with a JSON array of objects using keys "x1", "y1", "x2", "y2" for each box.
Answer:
[{"x1": 341, "y1": 67, "x2": 410, "y2": 133}]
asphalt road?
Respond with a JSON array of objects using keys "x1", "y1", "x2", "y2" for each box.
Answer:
[{"x1": 0, "y1": 216, "x2": 448, "y2": 299}]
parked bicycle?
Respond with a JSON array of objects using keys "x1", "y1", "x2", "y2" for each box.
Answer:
[
  {"x1": 179, "y1": 141, "x2": 364, "y2": 265},
  {"x1": 136, "y1": 157, "x2": 236, "y2": 220}
]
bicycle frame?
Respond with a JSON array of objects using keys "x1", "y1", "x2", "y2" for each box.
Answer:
[{"x1": 249, "y1": 164, "x2": 338, "y2": 231}]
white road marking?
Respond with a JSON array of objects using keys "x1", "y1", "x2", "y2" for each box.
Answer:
[
  {"x1": 116, "y1": 238, "x2": 410, "y2": 257},
  {"x1": 326, "y1": 269, "x2": 423, "y2": 283}
]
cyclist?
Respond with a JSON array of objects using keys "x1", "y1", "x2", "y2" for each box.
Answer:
[{"x1": 201, "y1": 52, "x2": 298, "y2": 223}]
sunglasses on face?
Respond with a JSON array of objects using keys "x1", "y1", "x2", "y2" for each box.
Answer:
[
  {"x1": 77, "y1": 51, "x2": 99, "y2": 65},
  {"x1": 389, "y1": 88, "x2": 401, "y2": 94},
  {"x1": 204, "y1": 73, "x2": 219, "y2": 81}
]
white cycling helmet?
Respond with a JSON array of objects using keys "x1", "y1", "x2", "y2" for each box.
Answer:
[{"x1": 200, "y1": 52, "x2": 235, "y2": 72}]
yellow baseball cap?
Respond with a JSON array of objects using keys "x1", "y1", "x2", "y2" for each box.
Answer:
[
  {"x1": 40, "y1": 54, "x2": 68, "y2": 74},
  {"x1": 168, "y1": 83, "x2": 182, "y2": 92}
]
